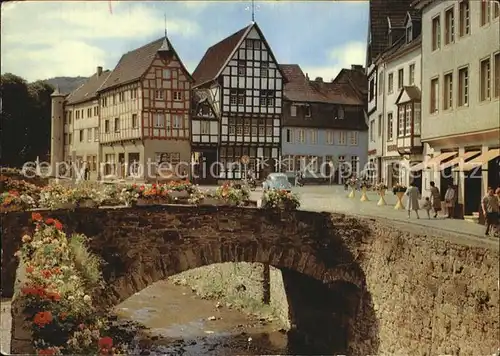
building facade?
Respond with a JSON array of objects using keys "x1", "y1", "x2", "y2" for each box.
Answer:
[
  {"x1": 192, "y1": 22, "x2": 284, "y2": 180},
  {"x1": 51, "y1": 36, "x2": 193, "y2": 181},
  {"x1": 279, "y1": 64, "x2": 368, "y2": 183},
  {"x1": 414, "y1": 0, "x2": 500, "y2": 216},
  {"x1": 365, "y1": 0, "x2": 416, "y2": 184}
]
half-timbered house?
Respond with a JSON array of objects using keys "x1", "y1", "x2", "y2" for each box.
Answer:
[
  {"x1": 191, "y1": 89, "x2": 219, "y2": 183},
  {"x1": 97, "y1": 36, "x2": 193, "y2": 180},
  {"x1": 192, "y1": 22, "x2": 285, "y2": 180}
]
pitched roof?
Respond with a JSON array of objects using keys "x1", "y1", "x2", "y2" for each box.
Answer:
[
  {"x1": 395, "y1": 85, "x2": 421, "y2": 104},
  {"x1": 192, "y1": 24, "x2": 251, "y2": 87},
  {"x1": 98, "y1": 36, "x2": 192, "y2": 92},
  {"x1": 66, "y1": 70, "x2": 111, "y2": 105},
  {"x1": 191, "y1": 88, "x2": 217, "y2": 117},
  {"x1": 368, "y1": 0, "x2": 415, "y2": 63},
  {"x1": 280, "y1": 64, "x2": 364, "y2": 106}
]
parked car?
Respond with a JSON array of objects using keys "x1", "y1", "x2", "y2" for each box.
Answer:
[{"x1": 262, "y1": 173, "x2": 292, "y2": 192}]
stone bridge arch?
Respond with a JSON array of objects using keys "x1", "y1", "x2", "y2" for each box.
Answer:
[{"x1": 2, "y1": 206, "x2": 380, "y2": 354}]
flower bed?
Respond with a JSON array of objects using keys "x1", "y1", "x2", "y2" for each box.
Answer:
[
  {"x1": 16, "y1": 213, "x2": 128, "y2": 355},
  {"x1": 39, "y1": 184, "x2": 77, "y2": 210},
  {"x1": 1, "y1": 190, "x2": 36, "y2": 212},
  {"x1": 261, "y1": 189, "x2": 300, "y2": 210},
  {"x1": 392, "y1": 184, "x2": 407, "y2": 194},
  {"x1": 214, "y1": 182, "x2": 250, "y2": 206}
]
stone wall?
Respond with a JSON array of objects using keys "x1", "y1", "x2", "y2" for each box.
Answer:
[{"x1": 2, "y1": 206, "x2": 499, "y2": 355}]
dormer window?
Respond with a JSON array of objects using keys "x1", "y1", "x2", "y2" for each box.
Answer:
[{"x1": 406, "y1": 24, "x2": 413, "y2": 43}]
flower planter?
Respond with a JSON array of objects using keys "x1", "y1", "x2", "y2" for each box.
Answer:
[
  {"x1": 377, "y1": 189, "x2": 387, "y2": 206},
  {"x1": 56, "y1": 202, "x2": 76, "y2": 210},
  {"x1": 360, "y1": 187, "x2": 369, "y2": 202},
  {"x1": 394, "y1": 191, "x2": 406, "y2": 210},
  {"x1": 169, "y1": 190, "x2": 190, "y2": 199},
  {"x1": 347, "y1": 187, "x2": 356, "y2": 199},
  {"x1": 77, "y1": 199, "x2": 98, "y2": 208},
  {"x1": 198, "y1": 197, "x2": 223, "y2": 206}
]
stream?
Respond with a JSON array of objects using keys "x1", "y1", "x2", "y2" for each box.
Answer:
[{"x1": 114, "y1": 280, "x2": 290, "y2": 355}]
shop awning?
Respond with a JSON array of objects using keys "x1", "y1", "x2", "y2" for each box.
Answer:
[
  {"x1": 455, "y1": 148, "x2": 500, "y2": 171},
  {"x1": 410, "y1": 151, "x2": 457, "y2": 171},
  {"x1": 440, "y1": 151, "x2": 481, "y2": 170}
]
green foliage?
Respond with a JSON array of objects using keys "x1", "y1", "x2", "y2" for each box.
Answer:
[{"x1": 68, "y1": 234, "x2": 103, "y2": 288}]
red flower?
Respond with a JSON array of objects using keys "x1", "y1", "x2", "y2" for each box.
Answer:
[
  {"x1": 41, "y1": 269, "x2": 52, "y2": 279},
  {"x1": 54, "y1": 220, "x2": 63, "y2": 231},
  {"x1": 32, "y1": 212, "x2": 43, "y2": 221},
  {"x1": 37, "y1": 349, "x2": 55, "y2": 355},
  {"x1": 52, "y1": 267, "x2": 62, "y2": 275},
  {"x1": 21, "y1": 287, "x2": 36, "y2": 296},
  {"x1": 99, "y1": 336, "x2": 113, "y2": 349},
  {"x1": 45, "y1": 218, "x2": 55, "y2": 225},
  {"x1": 33, "y1": 311, "x2": 53, "y2": 327},
  {"x1": 35, "y1": 287, "x2": 46, "y2": 297},
  {"x1": 59, "y1": 312, "x2": 67, "y2": 321},
  {"x1": 26, "y1": 266, "x2": 34, "y2": 274},
  {"x1": 46, "y1": 291, "x2": 61, "y2": 301}
]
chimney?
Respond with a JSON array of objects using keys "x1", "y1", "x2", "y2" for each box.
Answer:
[
  {"x1": 351, "y1": 64, "x2": 363, "y2": 71},
  {"x1": 315, "y1": 77, "x2": 323, "y2": 83},
  {"x1": 97, "y1": 66, "x2": 103, "y2": 77},
  {"x1": 305, "y1": 73, "x2": 309, "y2": 80}
]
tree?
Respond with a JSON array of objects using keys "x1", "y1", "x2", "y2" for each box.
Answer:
[{"x1": 0, "y1": 73, "x2": 54, "y2": 166}]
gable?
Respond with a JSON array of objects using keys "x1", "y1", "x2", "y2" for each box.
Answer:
[{"x1": 196, "y1": 100, "x2": 216, "y2": 118}]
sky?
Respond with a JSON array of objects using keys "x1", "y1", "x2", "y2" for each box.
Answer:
[{"x1": 1, "y1": 0, "x2": 369, "y2": 83}]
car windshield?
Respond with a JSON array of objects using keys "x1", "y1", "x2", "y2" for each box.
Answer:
[{"x1": 270, "y1": 176, "x2": 289, "y2": 184}]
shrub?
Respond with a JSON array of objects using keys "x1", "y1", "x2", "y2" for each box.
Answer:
[{"x1": 262, "y1": 189, "x2": 300, "y2": 210}]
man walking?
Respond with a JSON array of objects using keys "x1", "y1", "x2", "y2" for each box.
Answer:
[
  {"x1": 429, "y1": 181, "x2": 441, "y2": 218},
  {"x1": 482, "y1": 187, "x2": 499, "y2": 237}
]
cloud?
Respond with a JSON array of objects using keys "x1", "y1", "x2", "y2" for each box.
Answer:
[
  {"x1": 301, "y1": 41, "x2": 366, "y2": 81},
  {"x1": 0, "y1": 1, "x2": 201, "y2": 81}
]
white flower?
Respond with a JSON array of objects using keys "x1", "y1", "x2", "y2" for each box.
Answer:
[
  {"x1": 83, "y1": 295, "x2": 91, "y2": 303},
  {"x1": 67, "y1": 295, "x2": 75, "y2": 301}
]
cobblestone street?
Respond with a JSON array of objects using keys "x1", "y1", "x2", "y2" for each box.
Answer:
[{"x1": 231, "y1": 185, "x2": 498, "y2": 249}]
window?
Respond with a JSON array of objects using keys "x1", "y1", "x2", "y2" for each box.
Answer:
[
  {"x1": 481, "y1": 0, "x2": 491, "y2": 26},
  {"x1": 409, "y1": 64, "x2": 415, "y2": 85},
  {"x1": 75, "y1": 110, "x2": 80, "y2": 120},
  {"x1": 458, "y1": 67, "x2": 469, "y2": 106},
  {"x1": 290, "y1": 105, "x2": 297, "y2": 116},
  {"x1": 79, "y1": 130, "x2": 84, "y2": 142},
  {"x1": 339, "y1": 131, "x2": 347, "y2": 145},
  {"x1": 237, "y1": 60, "x2": 246, "y2": 76},
  {"x1": 444, "y1": 72, "x2": 453, "y2": 110},
  {"x1": 310, "y1": 130, "x2": 317, "y2": 144},
  {"x1": 405, "y1": 104, "x2": 412, "y2": 135},
  {"x1": 173, "y1": 115, "x2": 182, "y2": 129},
  {"x1": 337, "y1": 106, "x2": 344, "y2": 119},
  {"x1": 297, "y1": 129, "x2": 305, "y2": 143},
  {"x1": 398, "y1": 69, "x2": 404, "y2": 89},
  {"x1": 305, "y1": 105, "x2": 311, "y2": 117},
  {"x1": 398, "y1": 106, "x2": 405, "y2": 137},
  {"x1": 87, "y1": 108, "x2": 91, "y2": 117},
  {"x1": 432, "y1": 16, "x2": 441, "y2": 50},
  {"x1": 201, "y1": 121, "x2": 210, "y2": 134},
  {"x1": 495, "y1": 53, "x2": 500, "y2": 98},
  {"x1": 480, "y1": 58, "x2": 491, "y2": 101},
  {"x1": 155, "y1": 90, "x2": 164, "y2": 99},
  {"x1": 93, "y1": 106, "x2": 98, "y2": 116},
  {"x1": 259, "y1": 90, "x2": 274, "y2": 106},
  {"x1": 406, "y1": 24, "x2": 413, "y2": 43},
  {"x1": 459, "y1": 0, "x2": 470, "y2": 36},
  {"x1": 370, "y1": 120, "x2": 375, "y2": 141},
  {"x1": 378, "y1": 114, "x2": 382, "y2": 136},
  {"x1": 131, "y1": 88, "x2": 138, "y2": 99},
  {"x1": 237, "y1": 89, "x2": 245, "y2": 105},
  {"x1": 68, "y1": 133, "x2": 72, "y2": 144},
  {"x1": 414, "y1": 103, "x2": 421, "y2": 136},
  {"x1": 155, "y1": 113, "x2": 165, "y2": 127},
  {"x1": 113, "y1": 95, "x2": 116, "y2": 105},
  {"x1": 87, "y1": 128, "x2": 92, "y2": 142},
  {"x1": 387, "y1": 113, "x2": 394, "y2": 141},
  {"x1": 494, "y1": 1, "x2": 500, "y2": 18},
  {"x1": 349, "y1": 131, "x2": 358, "y2": 146},
  {"x1": 102, "y1": 97, "x2": 107, "y2": 107},
  {"x1": 388, "y1": 73, "x2": 394, "y2": 93},
  {"x1": 378, "y1": 72, "x2": 383, "y2": 94},
  {"x1": 94, "y1": 128, "x2": 99, "y2": 141},
  {"x1": 173, "y1": 91, "x2": 182, "y2": 101},
  {"x1": 163, "y1": 69, "x2": 171, "y2": 79},
  {"x1": 260, "y1": 62, "x2": 269, "y2": 77},
  {"x1": 119, "y1": 92, "x2": 125, "y2": 102},
  {"x1": 285, "y1": 128, "x2": 292, "y2": 143},
  {"x1": 350, "y1": 156, "x2": 359, "y2": 175},
  {"x1": 245, "y1": 39, "x2": 254, "y2": 49},
  {"x1": 230, "y1": 89, "x2": 245, "y2": 105},
  {"x1": 326, "y1": 130, "x2": 334, "y2": 144},
  {"x1": 114, "y1": 118, "x2": 120, "y2": 132},
  {"x1": 430, "y1": 78, "x2": 439, "y2": 113},
  {"x1": 132, "y1": 114, "x2": 138, "y2": 128},
  {"x1": 369, "y1": 78, "x2": 375, "y2": 100},
  {"x1": 445, "y1": 7, "x2": 455, "y2": 44},
  {"x1": 105, "y1": 120, "x2": 110, "y2": 133}
]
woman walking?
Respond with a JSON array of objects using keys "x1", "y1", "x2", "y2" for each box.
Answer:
[
  {"x1": 444, "y1": 185, "x2": 456, "y2": 218},
  {"x1": 406, "y1": 181, "x2": 421, "y2": 219},
  {"x1": 429, "y1": 181, "x2": 441, "y2": 218}
]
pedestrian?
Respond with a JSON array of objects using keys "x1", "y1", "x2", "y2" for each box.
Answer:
[
  {"x1": 405, "y1": 181, "x2": 420, "y2": 219},
  {"x1": 444, "y1": 184, "x2": 456, "y2": 218},
  {"x1": 422, "y1": 197, "x2": 432, "y2": 219},
  {"x1": 429, "y1": 181, "x2": 441, "y2": 218},
  {"x1": 482, "y1": 187, "x2": 499, "y2": 236}
]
